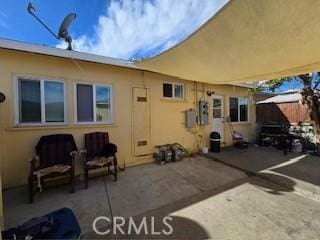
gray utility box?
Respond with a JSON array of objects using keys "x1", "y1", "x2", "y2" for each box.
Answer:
[{"x1": 185, "y1": 109, "x2": 197, "y2": 128}]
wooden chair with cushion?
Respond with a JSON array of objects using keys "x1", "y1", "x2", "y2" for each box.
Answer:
[
  {"x1": 81, "y1": 132, "x2": 118, "y2": 188},
  {"x1": 28, "y1": 134, "x2": 77, "y2": 203}
]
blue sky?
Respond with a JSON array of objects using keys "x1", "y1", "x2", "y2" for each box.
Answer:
[
  {"x1": 262, "y1": 73, "x2": 320, "y2": 93},
  {"x1": 266, "y1": 78, "x2": 303, "y2": 93},
  {"x1": 0, "y1": 0, "x2": 228, "y2": 60},
  {"x1": 0, "y1": 0, "x2": 107, "y2": 47}
]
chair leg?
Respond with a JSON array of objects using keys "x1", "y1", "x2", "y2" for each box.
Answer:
[
  {"x1": 114, "y1": 157, "x2": 118, "y2": 182},
  {"x1": 28, "y1": 176, "x2": 34, "y2": 204},
  {"x1": 114, "y1": 165, "x2": 117, "y2": 182},
  {"x1": 41, "y1": 178, "x2": 45, "y2": 192},
  {"x1": 84, "y1": 169, "x2": 88, "y2": 189},
  {"x1": 70, "y1": 172, "x2": 75, "y2": 193}
]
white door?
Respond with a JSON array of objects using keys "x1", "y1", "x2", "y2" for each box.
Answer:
[
  {"x1": 212, "y1": 95, "x2": 224, "y2": 142},
  {"x1": 132, "y1": 87, "x2": 152, "y2": 156}
]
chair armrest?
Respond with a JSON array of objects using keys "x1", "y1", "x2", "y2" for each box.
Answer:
[
  {"x1": 70, "y1": 151, "x2": 77, "y2": 169},
  {"x1": 79, "y1": 149, "x2": 87, "y2": 165},
  {"x1": 80, "y1": 149, "x2": 87, "y2": 156},
  {"x1": 70, "y1": 151, "x2": 78, "y2": 157},
  {"x1": 29, "y1": 156, "x2": 39, "y2": 174}
]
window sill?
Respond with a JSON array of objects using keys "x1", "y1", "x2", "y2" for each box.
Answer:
[
  {"x1": 13, "y1": 122, "x2": 68, "y2": 127},
  {"x1": 6, "y1": 124, "x2": 118, "y2": 131},
  {"x1": 230, "y1": 122, "x2": 251, "y2": 125},
  {"x1": 160, "y1": 97, "x2": 187, "y2": 103},
  {"x1": 74, "y1": 122, "x2": 114, "y2": 126}
]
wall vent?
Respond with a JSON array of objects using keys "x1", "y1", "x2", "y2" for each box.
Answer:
[
  {"x1": 137, "y1": 97, "x2": 147, "y2": 102},
  {"x1": 137, "y1": 140, "x2": 147, "y2": 146}
]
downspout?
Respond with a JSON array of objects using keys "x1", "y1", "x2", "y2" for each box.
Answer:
[{"x1": 0, "y1": 92, "x2": 5, "y2": 230}]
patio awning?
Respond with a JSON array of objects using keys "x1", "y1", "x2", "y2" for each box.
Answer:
[{"x1": 136, "y1": 0, "x2": 320, "y2": 84}]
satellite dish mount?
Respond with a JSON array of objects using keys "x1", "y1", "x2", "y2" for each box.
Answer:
[{"x1": 27, "y1": 2, "x2": 76, "y2": 50}]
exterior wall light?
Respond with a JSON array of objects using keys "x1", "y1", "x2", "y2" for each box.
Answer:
[
  {"x1": 0, "y1": 92, "x2": 6, "y2": 103},
  {"x1": 206, "y1": 91, "x2": 215, "y2": 96}
]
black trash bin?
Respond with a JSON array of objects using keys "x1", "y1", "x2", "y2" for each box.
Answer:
[{"x1": 210, "y1": 132, "x2": 221, "y2": 152}]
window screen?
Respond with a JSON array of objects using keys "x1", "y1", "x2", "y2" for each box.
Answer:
[
  {"x1": 174, "y1": 84, "x2": 184, "y2": 99},
  {"x1": 163, "y1": 83, "x2": 173, "y2": 98},
  {"x1": 229, "y1": 97, "x2": 239, "y2": 122},
  {"x1": 239, "y1": 97, "x2": 248, "y2": 122},
  {"x1": 77, "y1": 84, "x2": 93, "y2": 122},
  {"x1": 96, "y1": 86, "x2": 111, "y2": 122},
  {"x1": 45, "y1": 81, "x2": 64, "y2": 122},
  {"x1": 19, "y1": 80, "x2": 41, "y2": 123}
]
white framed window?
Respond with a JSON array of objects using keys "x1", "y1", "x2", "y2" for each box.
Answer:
[
  {"x1": 75, "y1": 83, "x2": 113, "y2": 124},
  {"x1": 14, "y1": 77, "x2": 67, "y2": 126},
  {"x1": 163, "y1": 82, "x2": 184, "y2": 100},
  {"x1": 229, "y1": 97, "x2": 249, "y2": 122}
]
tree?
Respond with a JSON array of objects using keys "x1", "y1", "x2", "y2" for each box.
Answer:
[{"x1": 256, "y1": 73, "x2": 320, "y2": 149}]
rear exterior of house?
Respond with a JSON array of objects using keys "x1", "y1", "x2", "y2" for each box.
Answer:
[{"x1": 0, "y1": 41, "x2": 256, "y2": 189}]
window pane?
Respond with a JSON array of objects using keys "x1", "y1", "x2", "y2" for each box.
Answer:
[
  {"x1": 19, "y1": 79, "x2": 41, "y2": 123},
  {"x1": 77, "y1": 84, "x2": 93, "y2": 122},
  {"x1": 163, "y1": 83, "x2": 173, "y2": 97},
  {"x1": 174, "y1": 84, "x2": 183, "y2": 99},
  {"x1": 239, "y1": 97, "x2": 248, "y2": 122},
  {"x1": 213, "y1": 98, "x2": 222, "y2": 118},
  {"x1": 229, "y1": 97, "x2": 238, "y2": 122},
  {"x1": 96, "y1": 86, "x2": 111, "y2": 122},
  {"x1": 45, "y1": 81, "x2": 64, "y2": 122},
  {"x1": 213, "y1": 99, "x2": 221, "y2": 108}
]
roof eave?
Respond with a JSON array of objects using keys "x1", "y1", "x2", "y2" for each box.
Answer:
[{"x1": 0, "y1": 38, "x2": 140, "y2": 70}]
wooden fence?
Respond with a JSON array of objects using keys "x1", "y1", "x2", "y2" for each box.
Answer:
[{"x1": 256, "y1": 102, "x2": 310, "y2": 123}]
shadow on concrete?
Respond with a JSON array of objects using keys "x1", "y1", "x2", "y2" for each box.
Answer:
[
  {"x1": 249, "y1": 173, "x2": 296, "y2": 195},
  {"x1": 205, "y1": 146, "x2": 320, "y2": 201},
  {"x1": 207, "y1": 146, "x2": 320, "y2": 188},
  {"x1": 271, "y1": 155, "x2": 320, "y2": 186},
  {"x1": 85, "y1": 216, "x2": 210, "y2": 240},
  {"x1": 84, "y1": 177, "x2": 248, "y2": 239},
  {"x1": 204, "y1": 147, "x2": 299, "y2": 172},
  {"x1": 85, "y1": 174, "x2": 297, "y2": 239}
]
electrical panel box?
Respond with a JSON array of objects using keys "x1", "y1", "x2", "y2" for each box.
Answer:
[
  {"x1": 199, "y1": 99, "x2": 209, "y2": 125},
  {"x1": 185, "y1": 109, "x2": 196, "y2": 128}
]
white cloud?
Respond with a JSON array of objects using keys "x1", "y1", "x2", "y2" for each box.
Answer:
[{"x1": 57, "y1": 0, "x2": 228, "y2": 60}]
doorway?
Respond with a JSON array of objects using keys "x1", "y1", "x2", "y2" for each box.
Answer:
[
  {"x1": 212, "y1": 95, "x2": 224, "y2": 142},
  {"x1": 132, "y1": 87, "x2": 152, "y2": 156}
]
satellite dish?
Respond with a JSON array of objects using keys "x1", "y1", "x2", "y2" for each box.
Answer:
[
  {"x1": 27, "y1": 2, "x2": 77, "y2": 50},
  {"x1": 58, "y1": 13, "x2": 76, "y2": 38},
  {"x1": 58, "y1": 13, "x2": 77, "y2": 50}
]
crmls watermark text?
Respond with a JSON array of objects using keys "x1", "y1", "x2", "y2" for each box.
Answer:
[{"x1": 93, "y1": 216, "x2": 174, "y2": 236}]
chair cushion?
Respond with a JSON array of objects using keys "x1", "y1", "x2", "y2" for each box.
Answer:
[
  {"x1": 33, "y1": 165, "x2": 71, "y2": 177},
  {"x1": 33, "y1": 165, "x2": 71, "y2": 192},
  {"x1": 86, "y1": 156, "x2": 114, "y2": 167}
]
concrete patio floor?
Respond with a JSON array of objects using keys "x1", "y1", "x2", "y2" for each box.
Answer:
[
  {"x1": 205, "y1": 146, "x2": 320, "y2": 200},
  {"x1": 3, "y1": 155, "x2": 320, "y2": 239}
]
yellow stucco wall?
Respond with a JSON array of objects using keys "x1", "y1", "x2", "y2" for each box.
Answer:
[{"x1": 0, "y1": 49, "x2": 255, "y2": 188}]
